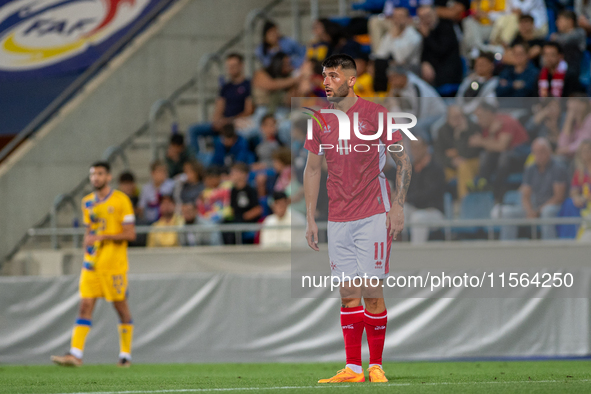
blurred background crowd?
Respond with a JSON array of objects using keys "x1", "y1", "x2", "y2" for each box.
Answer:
[{"x1": 115, "y1": 0, "x2": 591, "y2": 245}]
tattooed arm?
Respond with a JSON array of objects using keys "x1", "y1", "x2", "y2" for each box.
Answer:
[{"x1": 386, "y1": 148, "x2": 412, "y2": 239}]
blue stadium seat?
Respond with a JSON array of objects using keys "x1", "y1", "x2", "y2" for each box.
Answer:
[
  {"x1": 579, "y1": 50, "x2": 591, "y2": 89},
  {"x1": 506, "y1": 172, "x2": 523, "y2": 185},
  {"x1": 502, "y1": 190, "x2": 522, "y2": 206},
  {"x1": 453, "y1": 191, "x2": 495, "y2": 236},
  {"x1": 547, "y1": 9, "x2": 557, "y2": 36},
  {"x1": 443, "y1": 192, "x2": 454, "y2": 220}
]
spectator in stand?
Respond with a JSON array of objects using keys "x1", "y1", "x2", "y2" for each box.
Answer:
[
  {"x1": 178, "y1": 202, "x2": 208, "y2": 246},
  {"x1": 456, "y1": 52, "x2": 499, "y2": 113},
  {"x1": 118, "y1": 171, "x2": 139, "y2": 210},
  {"x1": 138, "y1": 160, "x2": 175, "y2": 224},
  {"x1": 417, "y1": 5, "x2": 464, "y2": 89},
  {"x1": 256, "y1": 21, "x2": 306, "y2": 70},
  {"x1": 224, "y1": 162, "x2": 263, "y2": 244},
  {"x1": 252, "y1": 52, "x2": 299, "y2": 111},
  {"x1": 463, "y1": 0, "x2": 509, "y2": 54},
  {"x1": 404, "y1": 136, "x2": 446, "y2": 244},
  {"x1": 557, "y1": 94, "x2": 591, "y2": 158},
  {"x1": 173, "y1": 160, "x2": 204, "y2": 206},
  {"x1": 165, "y1": 134, "x2": 195, "y2": 178},
  {"x1": 368, "y1": 0, "x2": 421, "y2": 53},
  {"x1": 352, "y1": 54, "x2": 378, "y2": 97},
  {"x1": 491, "y1": 138, "x2": 567, "y2": 239},
  {"x1": 272, "y1": 147, "x2": 292, "y2": 193},
  {"x1": 187, "y1": 53, "x2": 254, "y2": 153},
  {"x1": 211, "y1": 123, "x2": 254, "y2": 168},
  {"x1": 490, "y1": 0, "x2": 548, "y2": 45},
  {"x1": 253, "y1": 114, "x2": 282, "y2": 167},
  {"x1": 307, "y1": 19, "x2": 333, "y2": 62},
  {"x1": 434, "y1": 0, "x2": 470, "y2": 24},
  {"x1": 526, "y1": 99, "x2": 564, "y2": 147},
  {"x1": 571, "y1": 139, "x2": 591, "y2": 209},
  {"x1": 575, "y1": 0, "x2": 591, "y2": 37},
  {"x1": 470, "y1": 102, "x2": 530, "y2": 202},
  {"x1": 496, "y1": 42, "x2": 540, "y2": 98},
  {"x1": 146, "y1": 195, "x2": 184, "y2": 248},
  {"x1": 550, "y1": 10, "x2": 587, "y2": 76},
  {"x1": 506, "y1": 15, "x2": 545, "y2": 68},
  {"x1": 434, "y1": 106, "x2": 482, "y2": 199},
  {"x1": 374, "y1": 7, "x2": 423, "y2": 73},
  {"x1": 260, "y1": 191, "x2": 306, "y2": 248},
  {"x1": 197, "y1": 166, "x2": 232, "y2": 225},
  {"x1": 538, "y1": 42, "x2": 580, "y2": 97},
  {"x1": 387, "y1": 66, "x2": 447, "y2": 121}
]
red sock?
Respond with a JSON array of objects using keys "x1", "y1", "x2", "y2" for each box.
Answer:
[
  {"x1": 340, "y1": 306, "x2": 364, "y2": 367},
  {"x1": 364, "y1": 309, "x2": 387, "y2": 366}
]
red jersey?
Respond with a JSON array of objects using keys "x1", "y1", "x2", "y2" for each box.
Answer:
[{"x1": 304, "y1": 97, "x2": 402, "y2": 222}]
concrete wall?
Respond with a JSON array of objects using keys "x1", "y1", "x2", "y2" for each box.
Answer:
[{"x1": 0, "y1": 0, "x2": 269, "y2": 262}]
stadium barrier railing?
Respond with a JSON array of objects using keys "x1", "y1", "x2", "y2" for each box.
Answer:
[{"x1": 26, "y1": 216, "x2": 591, "y2": 249}]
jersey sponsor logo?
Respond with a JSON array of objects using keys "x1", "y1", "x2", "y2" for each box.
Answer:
[{"x1": 0, "y1": 0, "x2": 152, "y2": 70}]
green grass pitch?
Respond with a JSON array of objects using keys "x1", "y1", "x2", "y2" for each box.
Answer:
[{"x1": 1, "y1": 360, "x2": 590, "y2": 394}]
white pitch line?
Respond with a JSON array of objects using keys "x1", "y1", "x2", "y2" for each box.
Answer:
[{"x1": 52, "y1": 379, "x2": 591, "y2": 394}]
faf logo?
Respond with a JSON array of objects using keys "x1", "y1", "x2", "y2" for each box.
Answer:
[
  {"x1": 303, "y1": 107, "x2": 418, "y2": 154},
  {"x1": 0, "y1": 0, "x2": 151, "y2": 70}
]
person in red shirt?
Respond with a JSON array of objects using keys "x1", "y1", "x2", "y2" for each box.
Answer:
[
  {"x1": 304, "y1": 54, "x2": 412, "y2": 384},
  {"x1": 469, "y1": 102, "x2": 530, "y2": 202}
]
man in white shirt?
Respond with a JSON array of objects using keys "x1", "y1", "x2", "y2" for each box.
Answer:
[
  {"x1": 260, "y1": 192, "x2": 305, "y2": 247},
  {"x1": 375, "y1": 8, "x2": 423, "y2": 72}
]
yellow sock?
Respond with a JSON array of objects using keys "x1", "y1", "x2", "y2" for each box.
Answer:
[
  {"x1": 70, "y1": 319, "x2": 92, "y2": 359},
  {"x1": 118, "y1": 322, "x2": 134, "y2": 359}
]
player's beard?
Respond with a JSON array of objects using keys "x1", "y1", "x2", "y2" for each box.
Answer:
[
  {"x1": 326, "y1": 81, "x2": 350, "y2": 103},
  {"x1": 93, "y1": 182, "x2": 107, "y2": 191}
]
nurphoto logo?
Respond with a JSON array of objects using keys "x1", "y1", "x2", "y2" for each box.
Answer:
[{"x1": 303, "y1": 107, "x2": 418, "y2": 154}]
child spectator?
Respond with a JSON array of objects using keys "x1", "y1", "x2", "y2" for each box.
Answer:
[
  {"x1": 197, "y1": 166, "x2": 232, "y2": 224},
  {"x1": 165, "y1": 133, "x2": 195, "y2": 178},
  {"x1": 550, "y1": 10, "x2": 587, "y2": 76},
  {"x1": 174, "y1": 160, "x2": 204, "y2": 205},
  {"x1": 224, "y1": 162, "x2": 263, "y2": 244},
  {"x1": 211, "y1": 123, "x2": 254, "y2": 168},
  {"x1": 179, "y1": 202, "x2": 209, "y2": 246},
  {"x1": 260, "y1": 191, "x2": 306, "y2": 248},
  {"x1": 146, "y1": 195, "x2": 184, "y2": 248},
  {"x1": 456, "y1": 52, "x2": 499, "y2": 113},
  {"x1": 138, "y1": 161, "x2": 175, "y2": 224},
  {"x1": 254, "y1": 114, "x2": 282, "y2": 166}
]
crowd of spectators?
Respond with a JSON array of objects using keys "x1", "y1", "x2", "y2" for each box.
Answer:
[{"x1": 113, "y1": 0, "x2": 591, "y2": 245}]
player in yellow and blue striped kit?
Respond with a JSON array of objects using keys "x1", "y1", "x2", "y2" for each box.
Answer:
[{"x1": 51, "y1": 161, "x2": 136, "y2": 367}]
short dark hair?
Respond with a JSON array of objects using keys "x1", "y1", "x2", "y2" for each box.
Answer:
[
  {"x1": 478, "y1": 101, "x2": 498, "y2": 113},
  {"x1": 321, "y1": 54, "x2": 357, "y2": 74},
  {"x1": 170, "y1": 133, "x2": 184, "y2": 146},
  {"x1": 511, "y1": 41, "x2": 530, "y2": 52},
  {"x1": 221, "y1": 123, "x2": 236, "y2": 139},
  {"x1": 205, "y1": 165, "x2": 224, "y2": 177},
  {"x1": 261, "y1": 113, "x2": 276, "y2": 124},
  {"x1": 543, "y1": 41, "x2": 564, "y2": 54},
  {"x1": 231, "y1": 162, "x2": 250, "y2": 174},
  {"x1": 150, "y1": 160, "x2": 165, "y2": 172},
  {"x1": 91, "y1": 161, "x2": 110, "y2": 173},
  {"x1": 558, "y1": 10, "x2": 577, "y2": 25},
  {"x1": 272, "y1": 191, "x2": 287, "y2": 202},
  {"x1": 226, "y1": 52, "x2": 244, "y2": 62},
  {"x1": 160, "y1": 194, "x2": 174, "y2": 204},
  {"x1": 477, "y1": 51, "x2": 495, "y2": 64},
  {"x1": 272, "y1": 147, "x2": 292, "y2": 166},
  {"x1": 118, "y1": 171, "x2": 135, "y2": 183},
  {"x1": 519, "y1": 14, "x2": 534, "y2": 23}
]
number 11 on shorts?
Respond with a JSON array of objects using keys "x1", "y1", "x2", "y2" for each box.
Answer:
[{"x1": 374, "y1": 242, "x2": 384, "y2": 261}]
